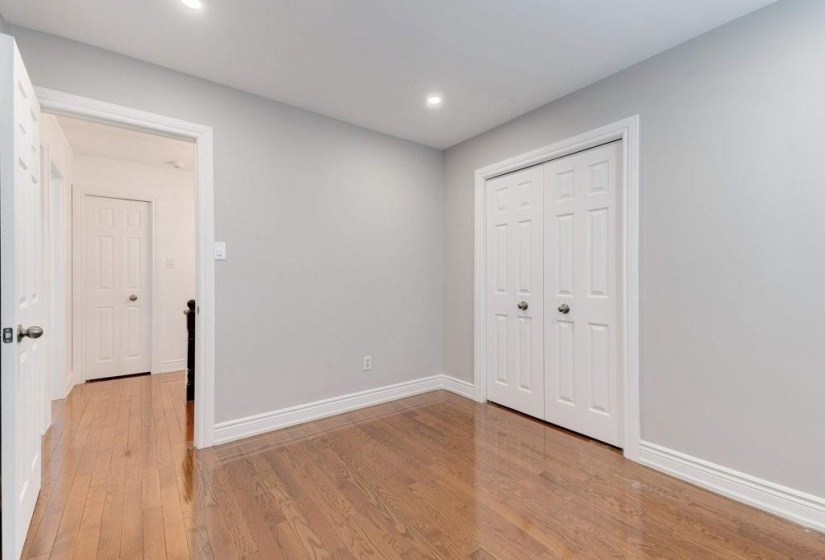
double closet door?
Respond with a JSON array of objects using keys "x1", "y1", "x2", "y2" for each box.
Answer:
[{"x1": 486, "y1": 141, "x2": 623, "y2": 447}]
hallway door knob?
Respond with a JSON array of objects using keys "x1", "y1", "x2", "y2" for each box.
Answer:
[
  {"x1": 18, "y1": 325, "x2": 44, "y2": 342},
  {"x1": 129, "y1": 294, "x2": 138, "y2": 302},
  {"x1": 517, "y1": 301, "x2": 528, "y2": 311},
  {"x1": 558, "y1": 304, "x2": 570, "y2": 314}
]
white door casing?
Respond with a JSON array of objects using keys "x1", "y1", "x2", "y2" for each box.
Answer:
[
  {"x1": 544, "y1": 141, "x2": 623, "y2": 447},
  {"x1": 83, "y1": 195, "x2": 152, "y2": 380},
  {"x1": 0, "y1": 35, "x2": 46, "y2": 560},
  {"x1": 48, "y1": 168, "x2": 70, "y2": 400},
  {"x1": 485, "y1": 165, "x2": 545, "y2": 418},
  {"x1": 34, "y1": 87, "x2": 216, "y2": 449}
]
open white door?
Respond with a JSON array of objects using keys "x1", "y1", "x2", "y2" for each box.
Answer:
[{"x1": 1, "y1": 35, "x2": 46, "y2": 560}]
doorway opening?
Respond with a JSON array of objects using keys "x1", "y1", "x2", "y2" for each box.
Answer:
[
  {"x1": 35, "y1": 87, "x2": 216, "y2": 451},
  {"x1": 41, "y1": 112, "x2": 198, "y2": 441}
]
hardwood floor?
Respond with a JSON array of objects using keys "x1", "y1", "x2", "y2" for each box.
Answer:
[{"x1": 21, "y1": 372, "x2": 825, "y2": 559}]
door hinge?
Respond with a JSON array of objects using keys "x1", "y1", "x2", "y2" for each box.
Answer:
[{"x1": 2, "y1": 328, "x2": 13, "y2": 344}]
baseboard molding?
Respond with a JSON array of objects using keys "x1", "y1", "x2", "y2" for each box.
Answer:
[
  {"x1": 63, "y1": 370, "x2": 79, "y2": 399},
  {"x1": 639, "y1": 441, "x2": 825, "y2": 532},
  {"x1": 441, "y1": 375, "x2": 475, "y2": 399},
  {"x1": 158, "y1": 359, "x2": 186, "y2": 374},
  {"x1": 214, "y1": 374, "x2": 475, "y2": 445}
]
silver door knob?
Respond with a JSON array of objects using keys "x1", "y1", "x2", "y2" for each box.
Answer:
[
  {"x1": 129, "y1": 294, "x2": 138, "y2": 302},
  {"x1": 17, "y1": 324, "x2": 44, "y2": 342},
  {"x1": 558, "y1": 303, "x2": 570, "y2": 314},
  {"x1": 517, "y1": 301, "x2": 528, "y2": 311}
]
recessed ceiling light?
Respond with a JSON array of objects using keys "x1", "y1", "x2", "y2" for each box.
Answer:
[
  {"x1": 426, "y1": 95, "x2": 443, "y2": 107},
  {"x1": 180, "y1": 0, "x2": 203, "y2": 9}
]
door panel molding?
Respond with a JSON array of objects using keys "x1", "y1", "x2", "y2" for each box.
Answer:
[
  {"x1": 36, "y1": 86, "x2": 216, "y2": 449},
  {"x1": 474, "y1": 115, "x2": 641, "y2": 460}
]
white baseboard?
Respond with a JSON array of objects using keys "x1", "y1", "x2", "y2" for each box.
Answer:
[
  {"x1": 62, "y1": 370, "x2": 79, "y2": 399},
  {"x1": 441, "y1": 375, "x2": 475, "y2": 399},
  {"x1": 158, "y1": 359, "x2": 186, "y2": 374},
  {"x1": 639, "y1": 441, "x2": 825, "y2": 532},
  {"x1": 214, "y1": 374, "x2": 475, "y2": 445}
]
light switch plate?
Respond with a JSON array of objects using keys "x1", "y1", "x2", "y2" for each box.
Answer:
[{"x1": 214, "y1": 241, "x2": 227, "y2": 260}]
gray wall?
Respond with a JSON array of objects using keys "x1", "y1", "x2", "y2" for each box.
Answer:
[
  {"x1": 444, "y1": 0, "x2": 825, "y2": 497},
  {"x1": 6, "y1": 25, "x2": 443, "y2": 425}
]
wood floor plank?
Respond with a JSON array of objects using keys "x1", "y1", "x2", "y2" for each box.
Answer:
[
  {"x1": 161, "y1": 483, "x2": 191, "y2": 560},
  {"x1": 185, "y1": 525, "x2": 214, "y2": 560},
  {"x1": 94, "y1": 457, "x2": 127, "y2": 559},
  {"x1": 142, "y1": 506, "x2": 168, "y2": 560},
  {"x1": 20, "y1": 376, "x2": 825, "y2": 559},
  {"x1": 47, "y1": 472, "x2": 92, "y2": 559},
  {"x1": 71, "y1": 481, "x2": 107, "y2": 560}
]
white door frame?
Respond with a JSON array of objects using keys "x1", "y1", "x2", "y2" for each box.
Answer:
[
  {"x1": 74, "y1": 191, "x2": 158, "y2": 380},
  {"x1": 474, "y1": 115, "x2": 641, "y2": 460},
  {"x1": 36, "y1": 87, "x2": 217, "y2": 448},
  {"x1": 42, "y1": 149, "x2": 55, "y2": 433},
  {"x1": 42, "y1": 116, "x2": 76, "y2": 404},
  {"x1": 47, "y1": 164, "x2": 68, "y2": 403}
]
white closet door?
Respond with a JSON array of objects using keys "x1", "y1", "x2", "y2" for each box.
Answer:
[
  {"x1": 84, "y1": 196, "x2": 152, "y2": 380},
  {"x1": 486, "y1": 165, "x2": 545, "y2": 418},
  {"x1": 544, "y1": 141, "x2": 623, "y2": 447}
]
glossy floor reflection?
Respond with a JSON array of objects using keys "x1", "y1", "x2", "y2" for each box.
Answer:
[{"x1": 21, "y1": 372, "x2": 825, "y2": 559}]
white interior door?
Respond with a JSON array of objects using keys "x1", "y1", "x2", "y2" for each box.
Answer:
[
  {"x1": 1, "y1": 35, "x2": 46, "y2": 560},
  {"x1": 486, "y1": 165, "x2": 545, "y2": 418},
  {"x1": 544, "y1": 141, "x2": 623, "y2": 447},
  {"x1": 83, "y1": 195, "x2": 152, "y2": 380}
]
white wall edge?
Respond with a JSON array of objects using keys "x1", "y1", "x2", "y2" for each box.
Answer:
[
  {"x1": 158, "y1": 359, "x2": 186, "y2": 374},
  {"x1": 214, "y1": 374, "x2": 475, "y2": 445},
  {"x1": 639, "y1": 441, "x2": 825, "y2": 532}
]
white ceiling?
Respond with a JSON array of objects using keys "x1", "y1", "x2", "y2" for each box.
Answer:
[
  {"x1": 5, "y1": 0, "x2": 776, "y2": 149},
  {"x1": 55, "y1": 114, "x2": 195, "y2": 171}
]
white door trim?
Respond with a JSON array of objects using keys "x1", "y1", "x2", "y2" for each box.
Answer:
[
  {"x1": 74, "y1": 191, "x2": 159, "y2": 379},
  {"x1": 473, "y1": 115, "x2": 641, "y2": 460},
  {"x1": 36, "y1": 87, "x2": 217, "y2": 449},
  {"x1": 47, "y1": 164, "x2": 68, "y2": 403}
]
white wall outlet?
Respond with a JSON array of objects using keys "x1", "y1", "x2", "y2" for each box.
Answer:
[
  {"x1": 363, "y1": 355, "x2": 372, "y2": 371},
  {"x1": 214, "y1": 241, "x2": 227, "y2": 261},
  {"x1": 165, "y1": 257, "x2": 176, "y2": 268}
]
